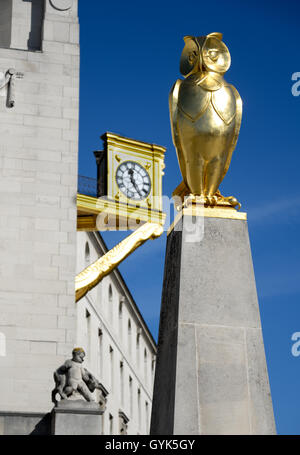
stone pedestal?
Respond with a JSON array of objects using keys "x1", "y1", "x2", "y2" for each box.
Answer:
[
  {"x1": 51, "y1": 400, "x2": 103, "y2": 435},
  {"x1": 150, "y1": 209, "x2": 276, "y2": 435}
]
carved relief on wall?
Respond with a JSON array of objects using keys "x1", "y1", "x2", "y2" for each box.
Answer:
[{"x1": 0, "y1": 69, "x2": 24, "y2": 108}]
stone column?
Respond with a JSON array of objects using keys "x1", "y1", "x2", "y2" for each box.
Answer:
[{"x1": 150, "y1": 209, "x2": 276, "y2": 435}]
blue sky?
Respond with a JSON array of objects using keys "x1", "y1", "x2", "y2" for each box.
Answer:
[{"x1": 78, "y1": 0, "x2": 300, "y2": 434}]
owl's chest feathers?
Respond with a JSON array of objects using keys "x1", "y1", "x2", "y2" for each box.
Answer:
[{"x1": 177, "y1": 79, "x2": 237, "y2": 126}]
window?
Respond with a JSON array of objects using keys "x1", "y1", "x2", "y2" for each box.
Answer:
[
  {"x1": 108, "y1": 285, "x2": 113, "y2": 323},
  {"x1": 109, "y1": 414, "x2": 114, "y2": 435},
  {"x1": 85, "y1": 241, "x2": 90, "y2": 262},
  {"x1": 136, "y1": 332, "x2": 140, "y2": 368},
  {"x1": 98, "y1": 328, "x2": 103, "y2": 378},
  {"x1": 108, "y1": 284, "x2": 113, "y2": 302},
  {"x1": 129, "y1": 376, "x2": 133, "y2": 417},
  {"x1": 145, "y1": 401, "x2": 149, "y2": 433},
  {"x1": 109, "y1": 346, "x2": 114, "y2": 392},
  {"x1": 137, "y1": 388, "x2": 141, "y2": 430},
  {"x1": 128, "y1": 319, "x2": 132, "y2": 356},
  {"x1": 85, "y1": 309, "x2": 91, "y2": 362},
  {"x1": 144, "y1": 348, "x2": 148, "y2": 385},
  {"x1": 120, "y1": 361, "x2": 124, "y2": 408},
  {"x1": 151, "y1": 357, "x2": 155, "y2": 386},
  {"x1": 119, "y1": 298, "x2": 124, "y2": 340}
]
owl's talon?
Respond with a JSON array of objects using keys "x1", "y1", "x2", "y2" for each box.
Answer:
[
  {"x1": 226, "y1": 196, "x2": 241, "y2": 210},
  {"x1": 214, "y1": 192, "x2": 241, "y2": 210},
  {"x1": 205, "y1": 195, "x2": 218, "y2": 206},
  {"x1": 212, "y1": 196, "x2": 218, "y2": 205},
  {"x1": 180, "y1": 192, "x2": 241, "y2": 210},
  {"x1": 181, "y1": 193, "x2": 196, "y2": 209}
]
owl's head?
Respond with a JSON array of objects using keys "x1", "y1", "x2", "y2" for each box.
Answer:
[{"x1": 180, "y1": 33, "x2": 231, "y2": 78}]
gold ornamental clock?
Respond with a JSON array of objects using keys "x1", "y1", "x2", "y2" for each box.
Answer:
[
  {"x1": 76, "y1": 133, "x2": 166, "y2": 301},
  {"x1": 77, "y1": 132, "x2": 166, "y2": 231}
]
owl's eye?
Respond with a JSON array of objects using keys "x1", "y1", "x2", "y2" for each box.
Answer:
[{"x1": 208, "y1": 49, "x2": 219, "y2": 61}]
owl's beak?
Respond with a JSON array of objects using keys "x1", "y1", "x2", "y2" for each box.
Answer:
[{"x1": 195, "y1": 36, "x2": 207, "y2": 50}]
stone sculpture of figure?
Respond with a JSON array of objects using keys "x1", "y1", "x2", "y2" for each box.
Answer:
[{"x1": 52, "y1": 348, "x2": 103, "y2": 405}]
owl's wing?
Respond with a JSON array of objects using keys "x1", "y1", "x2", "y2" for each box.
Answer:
[
  {"x1": 222, "y1": 84, "x2": 243, "y2": 180},
  {"x1": 169, "y1": 79, "x2": 188, "y2": 187}
]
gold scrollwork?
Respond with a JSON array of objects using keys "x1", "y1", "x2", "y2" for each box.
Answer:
[{"x1": 75, "y1": 222, "x2": 163, "y2": 302}]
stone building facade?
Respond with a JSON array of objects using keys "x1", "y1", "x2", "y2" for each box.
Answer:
[
  {"x1": 0, "y1": 0, "x2": 80, "y2": 414},
  {"x1": 76, "y1": 232, "x2": 156, "y2": 435},
  {"x1": 0, "y1": 1, "x2": 156, "y2": 435}
]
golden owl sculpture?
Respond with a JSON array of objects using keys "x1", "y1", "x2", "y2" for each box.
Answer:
[{"x1": 170, "y1": 33, "x2": 242, "y2": 209}]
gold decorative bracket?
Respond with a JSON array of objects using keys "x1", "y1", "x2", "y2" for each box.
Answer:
[{"x1": 75, "y1": 222, "x2": 164, "y2": 302}]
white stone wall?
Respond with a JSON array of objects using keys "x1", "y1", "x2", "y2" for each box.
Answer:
[
  {"x1": 76, "y1": 232, "x2": 156, "y2": 435},
  {"x1": 0, "y1": 0, "x2": 79, "y2": 413}
]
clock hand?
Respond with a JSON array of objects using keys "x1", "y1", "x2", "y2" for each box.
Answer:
[
  {"x1": 133, "y1": 181, "x2": 143, "y2": 198},
  {"x1": 128, "y1": 169, "x2": 143, "y2": 197}
]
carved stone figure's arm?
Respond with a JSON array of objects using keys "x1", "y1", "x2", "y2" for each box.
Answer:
[
  {"x1": 82, "y1": 368, "x2": 98, "y2": 383},
  {"x1": 169, "y1": 79, "x2": 188, "y2": 187},
  {"x1": 53, "y1": 360, "x2": 72, "y2": 386},
  {"x1": 82, "y1": 368, "x2": 101, "y2": 392},
  {"x1": 7, "y1": 70, "x2": 16, "y2": 108},
  {"x1": 52, "y1": 360, "x2": 72, "y2": 404},
  {"x1": 82, "y1": 368, "x2": 90, "y2": 382},
  {"x1": 56, "y1": 359, "x2": 72, "y2": 375},
  {"x1": 0, "y1": 69, "x2": 24, "y2": 108}
]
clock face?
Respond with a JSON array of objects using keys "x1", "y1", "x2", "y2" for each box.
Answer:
[{"x1": 116, "y1": 161, "x2": 151, "y2": 201}]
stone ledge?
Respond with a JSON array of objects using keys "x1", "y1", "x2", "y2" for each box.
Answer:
[
  {"x1": 53, "y1": 399, "x2": 103, "y2": 415},
  {"x1": 0, "y1": 411, "x2": 45, "y2": 418}
]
